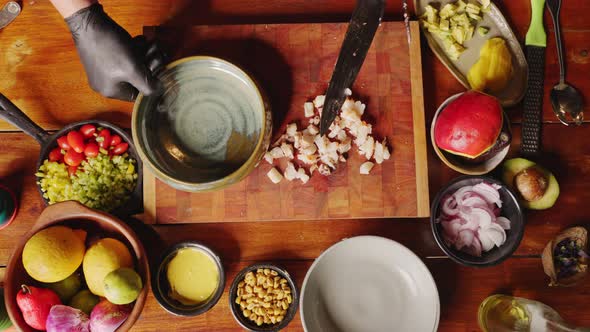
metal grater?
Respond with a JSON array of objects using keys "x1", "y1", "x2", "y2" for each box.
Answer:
[
  {"x1": 521, "y1": 0, "x2": 547, "y2": 157},
  {"x1": 521, "y1": 46, "x2": 545, "y2": 156}
]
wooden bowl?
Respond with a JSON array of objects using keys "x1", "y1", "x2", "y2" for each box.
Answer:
[{"x1": 3, "y1": 201, "x2": 149, "y2": 332}]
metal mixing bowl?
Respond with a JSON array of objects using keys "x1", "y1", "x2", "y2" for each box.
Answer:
[{"x1": 133, "y1": 56, "x2": 271, "y2": 192}]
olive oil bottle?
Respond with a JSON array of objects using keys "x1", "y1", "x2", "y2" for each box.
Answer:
[{"x1": 478, "y1": 295, "x2": 590, "y2": 332}]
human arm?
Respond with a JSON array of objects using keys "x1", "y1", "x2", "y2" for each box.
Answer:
[{"x1": 49, "y1": 1, "x2": 164, "y2": 101}]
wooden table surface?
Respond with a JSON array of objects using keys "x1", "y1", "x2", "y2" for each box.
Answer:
[{"x1": 0, "y1": 0, "x2": 589, "y2": 331}]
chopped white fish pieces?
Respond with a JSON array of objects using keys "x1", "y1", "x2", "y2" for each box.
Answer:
[
  {"x1": 304, "y1": 102, "x2": 315, "y2": 117},
  {"x1": 280, "y1": 142, "x2": 294, "y2": 160},
  {"x1": 267, "y1": 168, "x2": 283, "y2": 183},
  {"x1": 264, "y1": 94, "x2": 393, "y2": 184},
  {"x1": 374, "y1": 141, "x2": 385, "y2": 164},
  {"x1": 300, "y1": 144, "x2": 317, "y2": 156},
  {"x1": 264, "y1": 151, "x2": 274, "y2": 164},
  {"x1": 338, "y1": 137, "x2": 352, "y2": 154},
  {"x1": 297, "y1": 168, "x2": 310, "y2": 184},
  {"x1": 318, "y1": 164, "x2": 332, "y2": 176},
  {"x1": 284, "y1": 162, "x2": 298, "y2": 181},
  {"x1": 313, "y1": 95, "x2": 325, "y2": 108},
  {"x1": 360, "y1": 162, "x2": 375, "y2": 175},
  {"x1": 298, "y1": 153, "x2": 318, "y2": 165},
  {"x1": 359, "y1": 136, "x2": 375, "y2": 160},
  {"x1": 269, "y1": 146, "x2": 284, "y2": 159},
  {"x1": 307, "y1": 124, "x2": 319, "y2": 135},
  {"x1": 328, "y1": 122, "x2": 343, "y2": 139},
  {"x1": 286, "y1": 123, "x2": 298, "y2": 138}
]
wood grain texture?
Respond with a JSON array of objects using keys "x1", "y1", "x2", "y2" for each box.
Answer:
[
  {"x1": 1, "y1": 122, "x2": 589, "y2": 262},
  {"x1": 0, "y1": 1, "x2": 589, "y2": 331},
  {"x1": 0, "y1": 0, "x2": 588, "y2": 132},
  {"x1": 146, "y1": 21, "x2": 428, "y2": 223},
  {"x1": 410, "y1": 22, "x2": 430, "y2": 217}
]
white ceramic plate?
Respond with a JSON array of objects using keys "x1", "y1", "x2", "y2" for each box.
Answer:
[
  {"x1": 300, "y1": 236, "x2": 440, "y2": 332},
  {"x1": 414, "y1": 0, "x2": 528, "y2": 107}
]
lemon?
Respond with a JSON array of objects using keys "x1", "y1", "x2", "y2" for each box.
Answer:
[
  {"x1": 22, "y1": 226, "x2": 86, "y2": 283},
  {"x1": 83, "y1": 238, "x2": 133, "y2": 296}
]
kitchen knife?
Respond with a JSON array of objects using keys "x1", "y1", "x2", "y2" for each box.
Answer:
[
  {"x1": 403, "y1": 0, "x2": 411, "y2": 44},
  {"x1": 0, "y1": 1, "x2": 20, "y2": 30},
  {"x1": 319, "y1": 0, "x2": 386, "y2": 136},
  {"x1": 521, "y1": 0, "x2": 547, "y2": 156}
]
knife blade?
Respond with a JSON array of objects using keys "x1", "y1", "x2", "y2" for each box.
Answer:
[
  {"x1": 403, "y1": 0, "x2": 411, "y2": 44},
  {"x1": 319, "y1": 0, "x2": 386, "y2": 136},
  {"x1": 521, "y1": 0, "x2": 547, "y2": 157},
  {"x1": 0, "y1": 1, "x2": 20, "y2": 30}
]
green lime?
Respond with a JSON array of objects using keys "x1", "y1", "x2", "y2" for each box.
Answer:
[
  {"x1": 69, "y1": 290, "x2": 100, "y2": 315},
  {"x1": 45, "y1": 272, "x2": 82, "y2": 302},
  {"x1": 103, "y1": 267, "x2": 142, "y2": 305}
]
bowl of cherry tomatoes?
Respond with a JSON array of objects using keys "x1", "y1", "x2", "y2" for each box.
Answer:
[
  {"x1": 0, "y1": 94, "x2": 142, "y2": 216},
  {"x1": 35, "y1": 121, "x2": 143, "y2": 216}
]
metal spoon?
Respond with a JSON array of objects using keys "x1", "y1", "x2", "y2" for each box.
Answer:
[{"x1": 546, "y1": 0, "x2": 584, "y2": 126}]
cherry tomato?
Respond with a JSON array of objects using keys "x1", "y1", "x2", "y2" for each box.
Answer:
[
  {"x1": 112, "y1": 143, "x2": 129, "y2": 155},
  {"x1": 64, "y1": 150, "x2": 84, "y2": 167},
  {"x1": 67, "y1": 131, "x2": 85, "y2": 153},
  {"x1": 79, "y1": 124, "x2": 96, "y2": 138},
  {"x1": 84, "y1": 142, "x2": 99, "y2": 158},
  {"x1": 48, "y1": 148, "x2": 63, "y2": 162},
  {"x1": 110, "y1": 134, "x2": 122, "y2": 146},
  {"x1": 68, "y1": 166, "x2": 78, "y2": 177},
  {"x1": 57, "y1": 136, "x2": 70, "y2": 150},
  {"x1": 97, "y1": 129, "x2": 111, "y2": 149}
]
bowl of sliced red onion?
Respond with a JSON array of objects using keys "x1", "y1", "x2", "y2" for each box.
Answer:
[{"x1": 431, "y1": 176, "x2": 525, "y2": 267}]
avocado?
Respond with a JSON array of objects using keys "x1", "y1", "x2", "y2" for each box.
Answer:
[{"x1": 502, "y1": 158, "x2": 560, "y2": 210}]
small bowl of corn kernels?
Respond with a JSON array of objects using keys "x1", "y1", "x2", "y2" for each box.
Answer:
[{"x1": 229, "y1": 263, "x2": 299, "y2": 331}]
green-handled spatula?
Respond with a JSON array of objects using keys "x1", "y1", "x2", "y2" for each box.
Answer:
[{"x1": 521, "y1": 0, "x2": 547, "y2": 157}]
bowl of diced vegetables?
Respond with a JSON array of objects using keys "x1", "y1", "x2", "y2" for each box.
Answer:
[
  {"x1": 415, "y1": 0, "x2": 528, "y2": 106},
  {"x1": 34, "y1": 121, "x2": 142, "y2": 215},
  {"x1": 0, "y1": 93, "x2": 142, "y2": 216}
]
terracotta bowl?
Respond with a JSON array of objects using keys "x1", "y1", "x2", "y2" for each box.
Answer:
[{"x1": 3, "y1": 201, "x2": 149, "y2": 332}]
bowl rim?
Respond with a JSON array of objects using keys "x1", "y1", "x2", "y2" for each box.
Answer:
[
  {"x1": 430, "y1": 92, "x2": 510, "y2": 175},
  {"x1": 0, "y1": 183, "x2": 18, "y2": 231},
  {"x1": 151, "y1": 241, "x2": 225, "y2": 316},
  {"x1": 132, "y1": 55, "x2": 269, "y2": 192},
  {"x1": 3, "y1": 201, "x2": 149, "y2": 332},
  {"x1": 430, "y1": 175, "x2": 525, "y2": 267},
  {"x1": 228, "y1": 262, "x2": 299, "y2": 332},
  {"x1": 299, "y1": 235, "x2": 440, "y2": 332}
]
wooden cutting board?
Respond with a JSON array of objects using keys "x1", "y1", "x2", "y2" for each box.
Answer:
[{"x1": 141, "y1": 21, "x2": 429, "y2": 224}]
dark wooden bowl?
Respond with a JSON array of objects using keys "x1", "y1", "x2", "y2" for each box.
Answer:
[{"x1": 3, "y1": 201, "x2": 149, "y2": 332}]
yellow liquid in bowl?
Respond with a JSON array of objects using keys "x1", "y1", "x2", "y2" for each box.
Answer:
[{"x1": 166, "y1": 248, "x2": 220, "y2": 305}]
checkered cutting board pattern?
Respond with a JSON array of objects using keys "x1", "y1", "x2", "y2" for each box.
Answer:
[{"x1": 142, "y1": 21, "x2": 429, "y2": 223}]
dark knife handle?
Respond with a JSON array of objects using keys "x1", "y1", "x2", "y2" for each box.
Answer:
[{"x1": 521, "y1": 46, "x2": 546, "y2": 157}]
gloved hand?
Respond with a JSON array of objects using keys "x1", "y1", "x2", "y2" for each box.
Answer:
[{"x1": 65, "y1": 3, "x2": 165, "y2": 101}]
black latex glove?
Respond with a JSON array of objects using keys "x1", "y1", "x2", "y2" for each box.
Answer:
[{"x1": 66, "y1": 3, "x2": 165, "y2": 101}]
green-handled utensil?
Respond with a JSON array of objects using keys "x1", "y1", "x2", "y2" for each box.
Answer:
[{"x1": 521, "y1": 0, "x2": 547, "y2": 157}]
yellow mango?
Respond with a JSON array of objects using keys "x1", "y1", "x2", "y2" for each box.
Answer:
[{"x1": 468, "y1": 37, "x2": 513, "y2": 93}]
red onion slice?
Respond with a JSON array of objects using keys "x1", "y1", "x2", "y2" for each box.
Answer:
[
  {"x1": 456, "y1": 229, "x2": 475, "y2": 250},
  {"x1": 477, "y1": 229, "x2": 495, "y2": 252},
  {"x1": 495, "y1": 216, "x2": 511, "y2": 230},
  {"x1": 482, "y1": 223, "x2": 507, "y2": 247},
  {"x1": 463, "y1": 237, "x2": 483, "y2": 257},
  {"x1": 472, "y1": 182, "x2": 502, "y2": 208},
  {"x1": 441, "y1": 194, "x2": 459, "y2": 217},
  {"x1": 438, "y1": 182, "x2": 512, "y2": 257}
]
